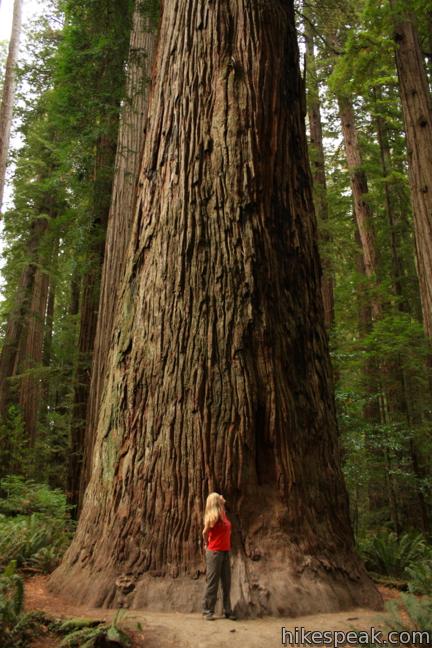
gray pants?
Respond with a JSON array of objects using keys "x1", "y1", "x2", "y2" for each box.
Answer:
[{"x1": 203, "y1": 549, "x2": 232, "y2": 614}]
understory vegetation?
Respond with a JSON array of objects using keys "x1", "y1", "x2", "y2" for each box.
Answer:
[
  {"x1": 0, "y1": 560, "x2": 133, "y2": 647},
  {"x1": 0, "y1": 0, "x2": 431, "y2": 642}
]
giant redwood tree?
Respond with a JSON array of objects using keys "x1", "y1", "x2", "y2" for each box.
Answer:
[
  {"x1": 51, "y1": 0, "x2": 382, "y2": 615},
  {"x1": 390, "y1": 3, "x2": 432, "y2": 337}
]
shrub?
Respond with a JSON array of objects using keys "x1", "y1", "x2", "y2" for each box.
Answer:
[
  {"x1": 0, "y1": 476, "x2": 74, "y2": 572},
  {"x1": 385, "y1": 593, "x2": 432, "y2": 646},
  {"x1": 0, "y1": 560, "x2": 49, "y2": 647},
  {"x1": 359, "y1": 530, "x2": 430, "y2": 578},
  {"x1": 0, "y1": 474, "x2": 69, "y2": 517},
  {"x1": 52, "y1": 611, "x2": 132, "y2": 647},
  {"x1": 406, "y1": 560, "x2": 432, "y2": 596}
]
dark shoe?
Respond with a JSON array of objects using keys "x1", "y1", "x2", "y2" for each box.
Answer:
[
  {"x1": 224, "y1": 612, "x2": 237, "y2": 620},
  {"x1": 204, "y1": 612, "x2": 215, "y2": 620}
]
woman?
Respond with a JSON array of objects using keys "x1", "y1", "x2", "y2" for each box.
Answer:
[{"x1": 202, "y1": 492, "x2": 237, "y2": 620}]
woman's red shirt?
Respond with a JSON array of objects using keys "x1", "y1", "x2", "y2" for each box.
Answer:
[{"x1": 207, "y1": 513, "x2": 231, "y2": 551}]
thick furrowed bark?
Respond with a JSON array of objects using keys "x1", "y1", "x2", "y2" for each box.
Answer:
[
  {"x1": 51, "y1": 0, "x2": 382, "y2": 616},
  {"x1": 390, "y1": 8, "x2": 432, "y2": 338}
]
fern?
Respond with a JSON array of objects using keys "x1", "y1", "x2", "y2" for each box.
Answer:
[
  {"x1": 359, "y1": 530, "x2": 430, "y2": 578},
  {"x1": 406, "y1": 561, "x2": 432, "y2": 595},
  {"x1": 384, "y1": 593, "x2": 432, "y2": 645},
  {"x1": 0, "y1": 478, "x2": 74, "y2": 571},
  {"x1": 54, "y1": 612, "x2": 132, "y2": 647}
]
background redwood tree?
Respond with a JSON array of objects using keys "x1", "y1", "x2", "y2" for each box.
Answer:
[
  {"x1": 79, "y1": 0, "x2": 158, "y2": 509},
  {"x1": 50, "y1": 0, "x2": 382, "y2": 615},
  {"x1": 390, "y1": 2, "x2": 432, "y2": 339}
]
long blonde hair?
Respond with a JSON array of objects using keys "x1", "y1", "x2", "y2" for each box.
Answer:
[{"x1": 204, "y1": 492, "x2": 224, "y2": 528}]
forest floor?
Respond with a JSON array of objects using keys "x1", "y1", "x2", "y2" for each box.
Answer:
[{"x1": 25, "y1": 576, "x2": 401, "y2": 648}]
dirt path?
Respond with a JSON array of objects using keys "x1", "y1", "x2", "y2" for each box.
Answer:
[{"x1": 25, "y1": 576, "x2": 397, "y2": 647}]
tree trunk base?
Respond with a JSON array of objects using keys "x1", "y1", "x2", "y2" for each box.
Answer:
[{"x1": 49, "y1": 552, "x2": 382, "y2": 617}]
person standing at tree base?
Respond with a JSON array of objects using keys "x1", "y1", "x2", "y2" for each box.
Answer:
[{"x1": 202, "y1": 492, "x2": 237, "y2": 621}]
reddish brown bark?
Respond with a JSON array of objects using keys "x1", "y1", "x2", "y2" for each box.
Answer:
[
  {"x1": 0, "y1": 216, "x2": 49, "y2": 450},
  {"x1": 391, "y1": 6, "x2": 432, "y2": 337},
  {"x1": 16, "y1": 266, "x2": 50, "y2": 445},
  {"x1": 79, "y1": 4, "x2": 157, "y2": 507},
  {"x1": 51, "y1": 0, "x2": 381, "y2": 616},
  {"x1": 339, "y1": 97, "x2": 382, "y2": 321},
  {"x1": 305, "y1": 27, "x2": 334, "y2": 329}
]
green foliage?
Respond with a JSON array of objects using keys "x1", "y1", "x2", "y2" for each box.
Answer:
[
  {"x1": 0, "y1": 40, "x2": 8, "y2": 87},
  {"x1": 406, "y1": 560, "x2": 432, "y2": 596},
  {"x1": 0, "y1": 474, "x2": 69, "y2": 516},
  {"x1": 138, "y1": 0, "x2": 160, "y2": 29},
  {"x1": 351, "y1": 592, "x2": 432, "y2": 647},
  {"x1": 0, "y1": 476, "x2": 73, "y2": 572},
  {"x1": 384, "y1": 593, "x2": 432, "y2": 645},
  {"x1": 359, "y1": 530, "x2": 431, "y2": 578},
  {"x1": 0, "y1": 0, "x2": 136, "y2": 488},
  {"x1": 0, "y1": 407, "x2": 29, "y2": 479},
  {"x1": 0, "y1": 561, "x2": 49, "y2": 647},
  {"x1": 0, "y1": 559, "x2": 132, "y2": 646},
  {"x1": 53, "y1": 611, "x2": 132, "y2": 647},
  {"x1": 0, "y1": 561, "x2": 24, "y2": 619}
]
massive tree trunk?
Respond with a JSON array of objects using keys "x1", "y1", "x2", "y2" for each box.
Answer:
[
  {"x1": 0, "y1": 0, "x2": 22, "y2": 213},
  {"x1": 390, "y1": 5, "x2": 432, "y2": 337},
  {"x1": 79, "y1": 3, "x2": 157, "y2": 508},
  {"x1": 305, "y1": 27, "x2": 334, "y2": 329},
  {"x1": 51, "y1": 0, "x2": 382, "y2": 616},
  {"x1": 339, "y1": 97, "x2": 382, "y2": 321}
]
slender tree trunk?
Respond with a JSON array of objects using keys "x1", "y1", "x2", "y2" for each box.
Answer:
[
  {"x1": 373, "y1": 90, "x2": 429, "y2": 532},
  {"x1": 68, "y1": 130, "x2": 118, "y2": 512},
  {"x1": 354, "y1": 228, "x2": 373, "y2": 337},
  {"x1": 0, "y1": 0, "x2": 22, "y2": 213},
  {"x1": 390, "y1": 5, "x2": 432, "y2": 337},
  {"x1": 0, "y1": 219, "x2": 47, "y2": 417},
  {"x1": 0, "y1": 216, "x2": 49, "y2": 435},
  {"x1": 15, "y1": 266, "x2": 50, "y2": 447},
  {"x1": 339, "y1": 97, "x2": 381, "y2": 320},
  {"x1": 378, "y1": 393, "x2": 401, "y2": 535},
  {"x1": 353, "y1": 227, "x2": 385, "y2": 516},
  {"x1": 51, "y1": 0, "x2": 381, "y2": 616},
  {"x1": 374, "y1": 90, "x2": 407, "y2": 309},
  {"x1": 39, "y1": 279, "x2": 55, "y2": 431},
  {"x1": 79, "y1": 3, "x2": 157, "y2": 508},
  {"x1": 50, "y1": 264, "x2": 80, "y2": 487},
  {"x1": 70, "y1": 264, "x2": 80, "y2": 318},
  {"x1": 305, "y1": 27, "x2": 334, "y2": 329},
  {"x1": 398, "y1": 365, "x2": 430, "y2": 533},
  {"x1": 427, "y1": 10, "x2": 432, "y2": 85}
]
